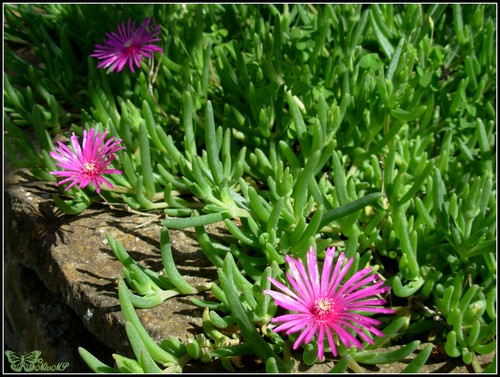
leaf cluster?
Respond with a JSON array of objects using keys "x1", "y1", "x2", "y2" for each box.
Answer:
[{"x1": 4, "y1": 3, "x2": 496, "y2": 373}]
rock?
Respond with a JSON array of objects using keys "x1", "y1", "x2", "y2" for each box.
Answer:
[
  {"x1": 4, "y1": 167, "x2": 219, "y2": 367},
  {"x1": 4, "y1": 257, "x2": 114, "y2": 372}
]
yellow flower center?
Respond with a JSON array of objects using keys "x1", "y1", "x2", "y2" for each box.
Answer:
[
  {"x1": 82, "y1": 161, "x2": 99, "y2": 176},
  {"x1": 313, "y1": 298, "x2": 335, "y2": 321}
]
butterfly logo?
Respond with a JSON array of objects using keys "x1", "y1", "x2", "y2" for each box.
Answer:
[{"x1": 4, "y1": 350, "x2": 41, "y2": 372}]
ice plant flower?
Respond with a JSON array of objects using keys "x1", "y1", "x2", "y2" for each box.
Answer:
[
  {"x1": 264, "y1": 247, "x2": 394, "y2": 361},
  {"x1": 50, "y1": 128, "x2": 125, "y2": 194},
  {"x1": 91, "y1": 17, "x2": 163, "y2": 73}
]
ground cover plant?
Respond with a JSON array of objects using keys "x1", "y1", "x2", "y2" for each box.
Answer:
[{"x1": 3, "y1": 3, "x2": 496, "y2": 373}]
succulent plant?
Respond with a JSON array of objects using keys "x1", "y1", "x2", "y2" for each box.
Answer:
[{"x1": 5, "y1": 3, "x2": 496, "y2": 373}]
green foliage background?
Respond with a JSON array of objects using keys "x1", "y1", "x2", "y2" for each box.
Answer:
[{"x1": 4, "y1": 3, "x2": 496, "y2": 373}]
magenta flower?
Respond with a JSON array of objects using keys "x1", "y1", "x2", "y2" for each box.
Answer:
[
  {"x1": 50, "y1": 128, "x2": 125, "y2": 194},
  {"x1": 264, "y1": 247, "x2": 394, "y2": 361},
  {"x1": 91, "y1": 17, "x2": 163, "y2": 73}
]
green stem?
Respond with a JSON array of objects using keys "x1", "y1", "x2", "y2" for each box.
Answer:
[
  {"x1": 470, "y1": 352, "x2": 483, "y2": 373},
  {"x1": 219, "y1": 253, "x2": 289, "y2": 371},
  {"x1": 160, "y1": 226, "x2": 198, "y2": 294},
  {"x1": 348, "y1": 358, "x2": 364, "y2": 373}
]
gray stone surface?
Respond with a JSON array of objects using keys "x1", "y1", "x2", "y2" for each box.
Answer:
[
  {"x1": 4, "y1": 256, "x2": 115, "y2": 372},
  {"x1": 4, "y1": 167, "x2": 220, "y2": 369},
  {"x1": 3, "y1": 165, "x2": 495, "y2": 373}
]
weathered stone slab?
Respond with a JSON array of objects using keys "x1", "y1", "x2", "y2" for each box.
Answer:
[
  {"x1": 4, "y1": 167, "x2": 219, "y2": 366},
  {"x1": 4, "y1": 255, "x2": 115, "y2": 372}
]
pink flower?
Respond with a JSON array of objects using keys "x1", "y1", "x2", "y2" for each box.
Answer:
[
  {"x1": 264, "y1": 247, "x2": 394, "y2": 361},
  {"x1": 50, "y1": 128, "x2": 125, "y2": 194},
  {"x1": 91, "y1": 17, "x2": 163, "y2": 73}
]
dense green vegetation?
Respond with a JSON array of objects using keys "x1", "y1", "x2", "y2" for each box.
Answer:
[{"x1": 4, "y1": 4, "x2": 496, "y2": 373}]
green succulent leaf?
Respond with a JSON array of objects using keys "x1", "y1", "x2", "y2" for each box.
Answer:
[{"x1": 354, "y1": 340, "x2": 421, "y2": 364}]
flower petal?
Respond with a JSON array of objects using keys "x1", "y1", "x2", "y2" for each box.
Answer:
[{"x1": 265, "y1": 246, "x2": 394, "y2": 360}]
